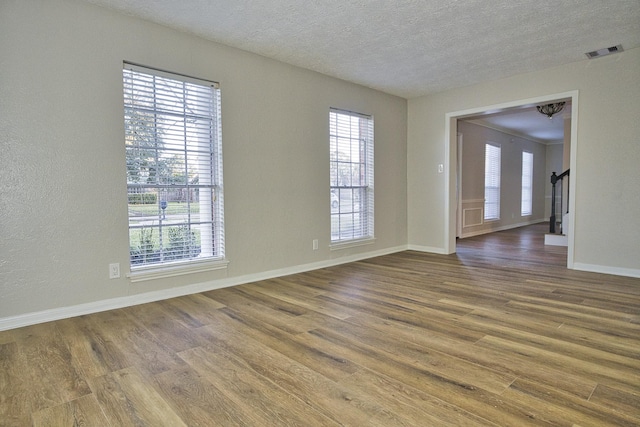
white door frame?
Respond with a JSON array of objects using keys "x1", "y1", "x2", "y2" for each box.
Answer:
[
  {"x1": 444, "y1": 90, "x2": 579, "y2": 269},
  {"x1": 456, "y1": 132, "x2": 463, "y2": 238}
]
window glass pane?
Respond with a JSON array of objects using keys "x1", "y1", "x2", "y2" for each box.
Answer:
[
  {"x1": 484, "y1": 143, "x2": 501, "y2": 220},
  {"x1": 521, "y1": 151, "x2": 533, "y2": 216},
  {"x1": 123, "y1": 64, "x2": 224, "y2": 269},
  {"x1": 330, "y1": 109, "x2": 373, "y2": 243}
]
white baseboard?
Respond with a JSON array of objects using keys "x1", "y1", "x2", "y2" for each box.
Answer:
[
  {"x1": 407, "y1": 244, "x2": 448, "y2": 254},
  {"x1": 0, "y1": 245, "x2": 408, "y2": 332},
  {"x1": 572, "y1": 263, "x2": 640, "y2": 279}
]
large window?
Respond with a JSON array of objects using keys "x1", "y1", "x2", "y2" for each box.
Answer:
[
  {"x1": 484, "y1": 143, "x2": 501, "y2": 220},
  {"x1": 521, "y1": 151, "x2": 533, "y2": 216},
  {"x1": 330, "y1": 109, "x2": 374, "y2": 243},
  {"x1": 123, "y1": 63, "x2": 224, "y2": 271}
]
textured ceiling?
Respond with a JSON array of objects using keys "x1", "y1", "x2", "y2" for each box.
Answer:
[{"x1": 83, "y1": 0, "x2": 640, "y2": 99}]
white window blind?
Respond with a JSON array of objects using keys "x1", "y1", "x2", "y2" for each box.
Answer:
[
  {"x1": 484, "y1": 143, "x2": 501, "y2": 220},
  {"x1": 123, "y1": 63, "x2": 224, "y2": 270},
  {"x1": 330, "y1": 109, "x2": 374, "y2": 243},
  {"x1": 521, "y1": 151, "x2": 533, "y2": 216}
]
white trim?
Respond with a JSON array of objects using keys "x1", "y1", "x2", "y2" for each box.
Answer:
[
  {"x1": 329, "y1": 237, "x2": 376, "y2": 251},
  {"x1": 444, "y1": 116, "x2": 453, "y2": 253},
  {"x1": 573, "y1": 263, "x2": 640, "y2": 279},
  {"x1": 462, "y1": 208, "x2": 484, "y2": 228},
  {"x1": 456, "y1": 133, "x2": 463, "y2": 239},
  {"x1": 566, "y1": 91, "x2": 579, "y2": 270},
  {"x1": 128, "y1": 258, "x2": 229, "y2": 283},
  {"x1": 0, "y1": 245, "x2": 407, "y2": 332},
  {"x1": 407, "y1": 244, "x2": 448, "y2": 254}
]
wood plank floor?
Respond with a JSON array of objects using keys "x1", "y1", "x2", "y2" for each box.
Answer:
[{"x1": 1, "y1": 223, "x2": 639, "y2": 426}]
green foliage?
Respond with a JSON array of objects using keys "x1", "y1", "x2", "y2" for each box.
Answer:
[
  {"x1": 130, "y1": 225, "x2": 201, "y2": 265},
  {"x1": 138, "y1": 227, "x2": 156, "y2": 262},
  {"x1": 130, "y1": 226, "x2": 158, "y2": 264},
  {"x1": 166, "y1": 225, "x2": 198, "y2": 260}
]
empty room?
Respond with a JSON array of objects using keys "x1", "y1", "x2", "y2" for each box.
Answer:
[{"x1": 1, "y1": 0, "x2": 639, "y2": 425}]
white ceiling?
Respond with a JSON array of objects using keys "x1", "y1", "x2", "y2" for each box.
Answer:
[{"x1": 82, "y1": 0, "x2": 639, "y2": 140}]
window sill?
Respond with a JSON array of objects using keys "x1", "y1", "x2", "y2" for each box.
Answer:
[
  {"x1": 127, "y1": 258, "x2": 229, "y2": 283},
  {"x1": 330, "y1": 237, "x2": 376, "y2": 251}
]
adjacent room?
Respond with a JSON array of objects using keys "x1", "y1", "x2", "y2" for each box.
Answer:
[{"x1": 1, "y1": 0, "x2": 639, "y2": 425}]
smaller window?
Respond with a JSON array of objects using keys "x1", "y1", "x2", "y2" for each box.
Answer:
[
  {"x1": 329, "y1": 108, "x2": 374, "y2": 243},
  {"x1": 521, "y1": 151, "x2": 533, "y2": 216},
  {"x1": 484, "y1": 143, "x2": 501, "y2": 220}
]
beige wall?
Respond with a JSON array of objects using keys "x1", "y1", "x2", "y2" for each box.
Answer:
[
  {"x1": 0, "y1": 0, "x2": 407, "y2": 322},
  {"x1": 457, "y1": 121, "x2": 548, "y2": 237},
  {"x1": 408, "y1": 46, "x2": 640, "y2": 276}
]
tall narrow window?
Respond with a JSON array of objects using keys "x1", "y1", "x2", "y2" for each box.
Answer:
[
  {"x1": 123, "y1": 63, "x2": 224, "y2": 271},
  {"x1": 521, "y1": 151, "x2": 533, "y2": 216},
  {"x1": 330, "y1": 109, "x2": 374, "y2": 243},
  {"x1": 484, "y1": 143, "x2": 501, "y2": 220}
]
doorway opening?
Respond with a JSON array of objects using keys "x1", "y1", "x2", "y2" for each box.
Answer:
[{"x1": 444, "y1": 91, "x2": 579, "y2": 269}]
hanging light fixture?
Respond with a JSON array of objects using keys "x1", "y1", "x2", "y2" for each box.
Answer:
[{"x1": 536, "y1": 102, "x2": 565, "y2": 119}]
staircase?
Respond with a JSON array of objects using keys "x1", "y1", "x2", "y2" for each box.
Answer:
[{"x1": 545, "y1": 169, "x2": 569, "y2": 246}]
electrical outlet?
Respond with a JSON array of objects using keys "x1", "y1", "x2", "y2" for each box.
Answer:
[
  {"x1": 109, "y1": 263, "x2": 120, "y2": 279},
  {"x1": 312, "y1": 239, "x2": 319, "y2": 250}
]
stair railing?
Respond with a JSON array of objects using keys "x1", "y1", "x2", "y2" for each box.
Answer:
[{"x1": 549, "y1": 169, "x2": 570, "y2": 233}]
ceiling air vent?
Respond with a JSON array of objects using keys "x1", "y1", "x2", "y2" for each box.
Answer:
[{"x1": 585, "y1": 45, "x2": 623, "y2": 59}]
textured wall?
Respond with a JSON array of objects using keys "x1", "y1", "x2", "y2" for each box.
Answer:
[{"x1": 0, "y1": 0, "x2": 407, "y2": 321}]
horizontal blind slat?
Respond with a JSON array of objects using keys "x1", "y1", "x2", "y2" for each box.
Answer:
[
  {"x1": 124, "y1": 64, "x2": 224, "y2": 268},
  {"x1": 330, "y1": 108, "x2": 374, "y2": 243}
]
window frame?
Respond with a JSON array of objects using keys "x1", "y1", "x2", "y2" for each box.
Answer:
[
  {"x1": 484, "y1": 142, "x2": 501, "y2": 221},
  {"x1": 521, "y1": 150, "x2": 533, "y2": 216},
  {"x1": 329, "y1": 108, "x2": 374, "y2": 247},
  {"x1": 122, "y1": 62, "x2": 226, "y2": 281}
]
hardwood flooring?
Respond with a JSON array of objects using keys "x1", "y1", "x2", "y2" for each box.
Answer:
[{"x1": 1, "y1": 223, "x2": 639, "y2": 426}]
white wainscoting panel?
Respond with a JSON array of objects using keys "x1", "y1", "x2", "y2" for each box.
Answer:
[{"x1": 463, "y1": 207, "x2": 483, "y2": 228}]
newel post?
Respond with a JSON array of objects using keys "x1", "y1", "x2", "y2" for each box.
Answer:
[{"x1": 550, "y1": 172, "x2": 557, "y2": 233}]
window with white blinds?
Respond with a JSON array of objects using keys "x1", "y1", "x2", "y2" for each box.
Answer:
[
  {"x1": 484, "y1": 143, "x2": 501, "y2": 220},
  {"x1": 521, "y1": 151, "x2": 533, "y2": 216},
  {"x1": 123, "y1": 63, "x2": 224, "y2": 270},
  {"x1": 330, "y1": 108, "x2": 374, "y2": 243}
]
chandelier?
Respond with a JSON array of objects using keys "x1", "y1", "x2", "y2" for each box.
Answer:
[{"x1": 536, "y1": 102, "x2": 565, "y2": 119}]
